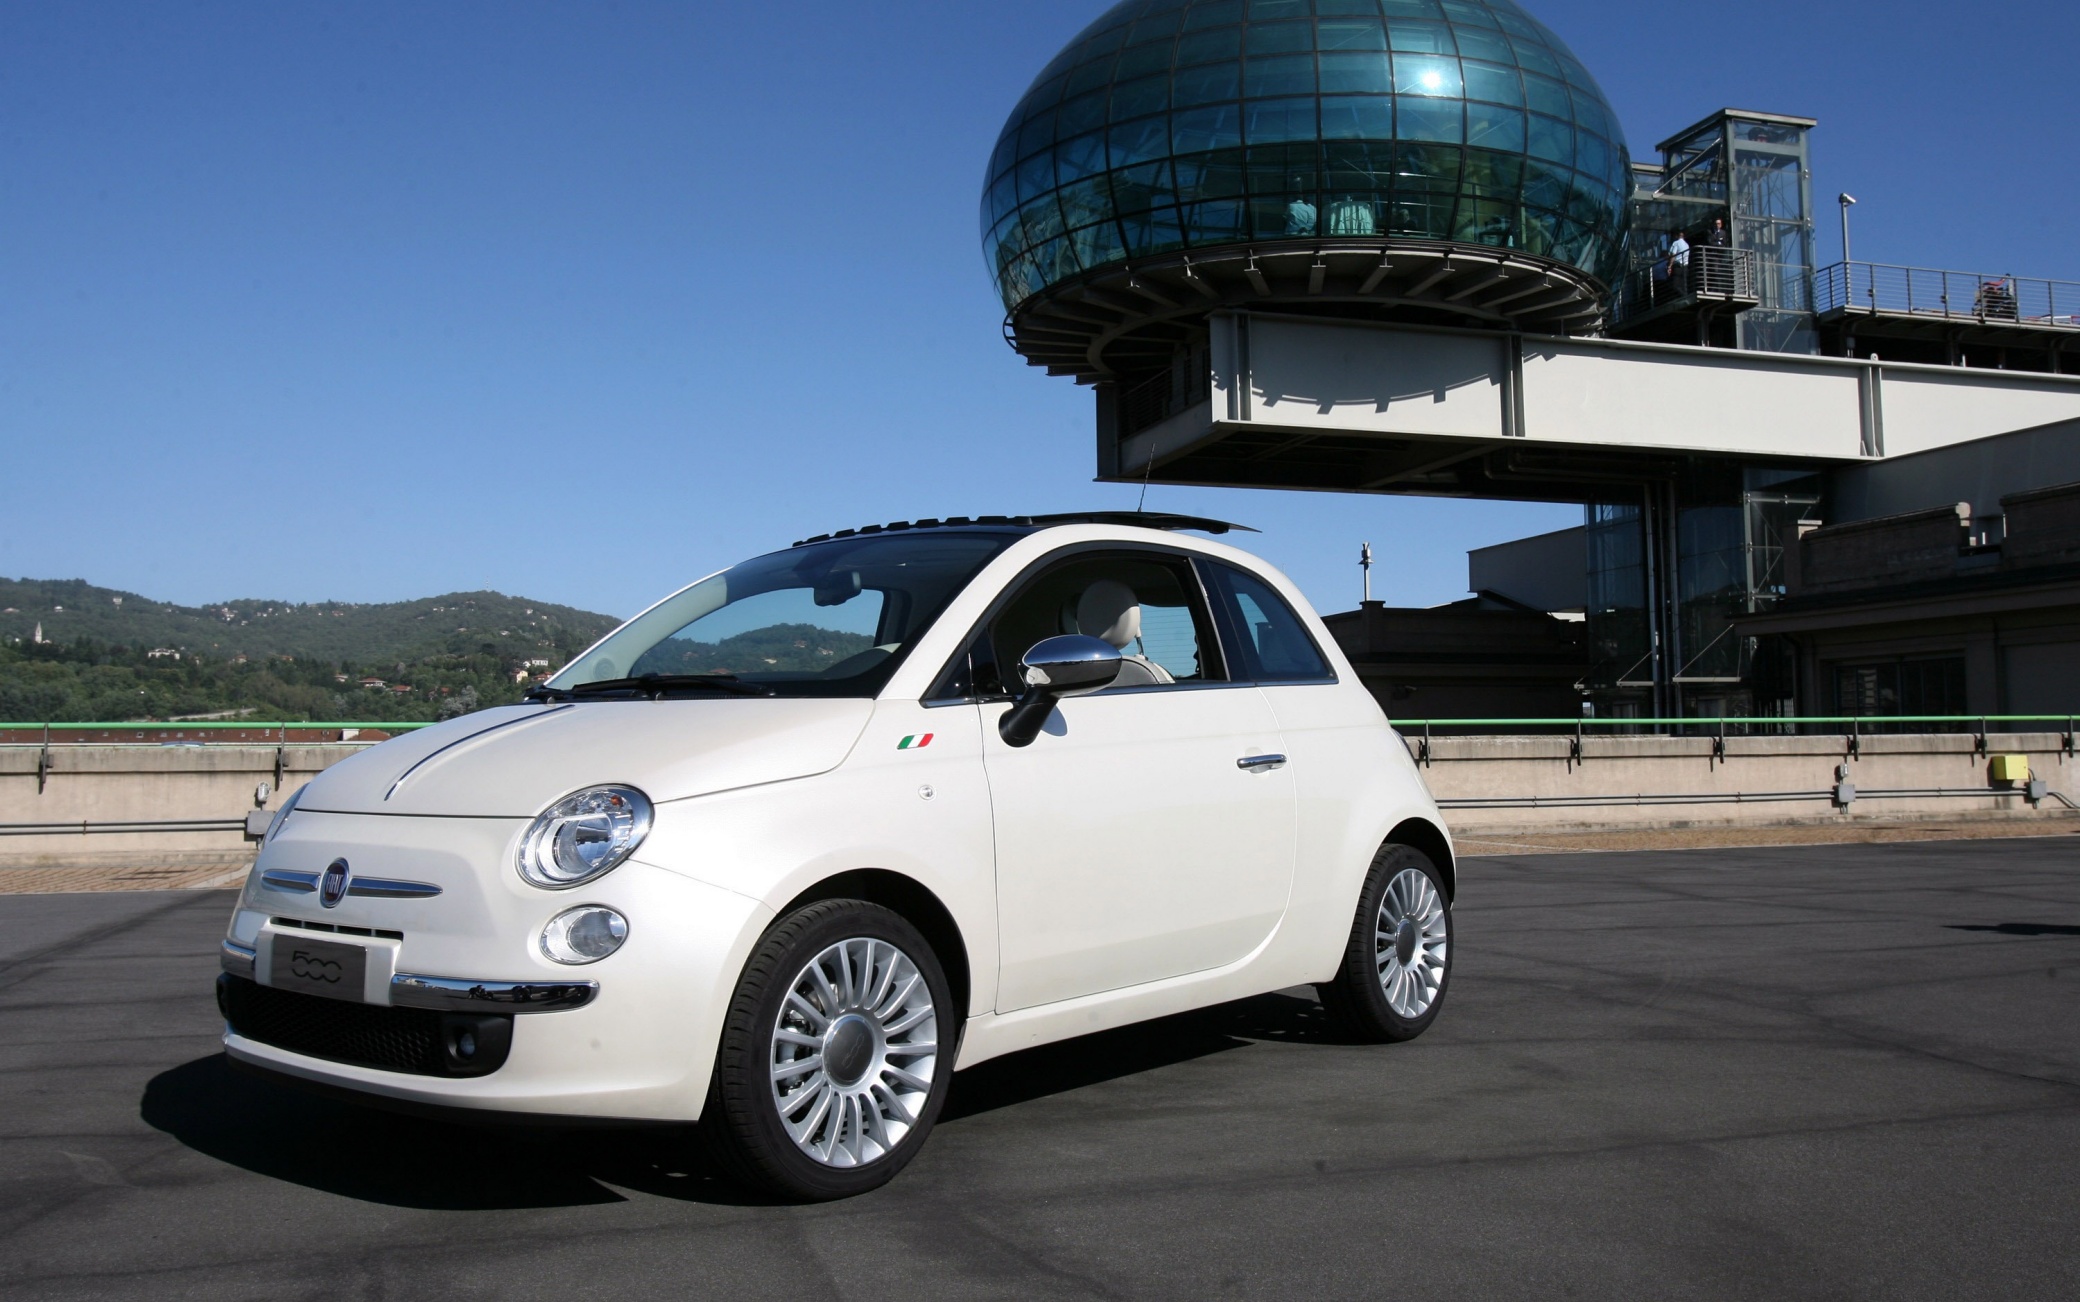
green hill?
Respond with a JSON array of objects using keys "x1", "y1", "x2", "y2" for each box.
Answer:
[
  {"x1": 0, "y1": 578, "x2": 618, "y2": 664},
  {"x1": 0, "y1": 578, "x2": 622, "y2": 724}
]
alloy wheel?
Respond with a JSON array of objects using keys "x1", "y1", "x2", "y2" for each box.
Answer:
[
  {"x1": 1375, "y1": 866, "x2": 1449, "y2": 1018},
  {"x1": 768, "y1": 937, "x2": 938, "y2": 1168}
]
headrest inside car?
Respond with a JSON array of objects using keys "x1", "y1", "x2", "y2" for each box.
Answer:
[{"x1": 1076, "y1": 580, "x2": 1141, "y2": 649}]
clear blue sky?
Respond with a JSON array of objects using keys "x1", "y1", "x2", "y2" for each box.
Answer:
[{"x1": 5, "y1": 0, "x2": 2075, "y2": 619}]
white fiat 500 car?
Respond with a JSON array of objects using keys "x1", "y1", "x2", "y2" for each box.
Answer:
[{"x1": 219, "y1": 513, "x2": 1454, "y2": 1199}]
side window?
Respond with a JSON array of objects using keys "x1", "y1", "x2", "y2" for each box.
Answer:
[
  {"x1": 985, "y1": 552, "x2": 1223, "y2": 692},
  {"x1": 1201, "y1": 561, "x2": 1334, "y2": 683}
]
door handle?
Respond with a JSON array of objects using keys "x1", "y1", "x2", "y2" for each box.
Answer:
[{"x1": 1237, "y1": 753, "x2": 1287, "y2": 771}]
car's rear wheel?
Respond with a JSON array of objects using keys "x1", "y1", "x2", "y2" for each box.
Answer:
[
  {"x1": 703, "y1": 899, "x2": 951, "y2": 1200},
  {"x1": 1316, "y1": 844, "x2": 1452, "y2": 1042}
]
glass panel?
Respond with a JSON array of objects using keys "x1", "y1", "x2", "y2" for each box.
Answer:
[
  {"x1": 989, "y1": 553, "x2": 1220, "y2": 689},
  {"x1": 1183, "y1": 198, "x2": 1249, "y2": 242},
  {"x1": 1510, "y1": 38, "x2": 1560, "y2": 78},
  {"x1": 1387, "y1": 20, "x2": 1455, "y2": 53},
  {"x1": 1056, "y1": 131, "x2": 1108, "y2": 183},
  {"x1": 1066, "y1": 60, "x2": 1118, "y2": 98},
  {"x1": 1527, "y1": 113, "x2": 1573, "y2": 165},
  {"x1": 1056, "y1": 89, "x2": 1109, "y2": 138},
  {"x1": 1173, "y1": 61, "x2": 1242, "y2": 105},
  {"x1": 1174, "y1": 147, "x2": 1247, "y2": 198},
  {"x1": 1183, "y1": 0, "x2": 1244, "y2": 28},
  {"x1": 1070, "y1": 220, "x2": 1128, "y2": 272},
  {"x1": 1397, "y1": 96, "x2": 1463, "y2": 143},
  {"x1": 1017, "y1": 111, "x2": 1056, "y2": 160},
  {"x1": 1245, "y1": 20, "x2": 1316, "y2": 54},
  {"x1": 556, "y1": 534, "x2": 1014, "y2": 699},
  {"x1": 1111, "y1": 74, "x2": 1171, "y2": 120},
  {"x1": 1440, "y1": 1, "x2": 1496, "y2": 27},
  {"x1": 1318, "y1": 19, "x2": 1388, "y2": 49},
  {"x1": 1173, "y1": 104, "x2": 1245, "y2": 153},
  {"x1": 1249, "y1": 0, "x2": 1314, "y2": 18},
  {"x1": 1115, "y1": 40, "x2": 1175, "y2": 81},
  {"x1": 1131, "y1": 9, "x2": 1185, "y2": 40},
  {"x1": 1380, "y1": 0, "x2": 1444, "y2": 16},
  {"x1": 1319, "y1": 51, "x2": 1392, "y2": 92},
  {"x1": 1316, "y1": 0, "x2": 1382, "y2": 13},
  {"x1": 1393, "y1": 53, "x2": 1462, "y2": 97},
  {"x1": 1466, "y1": 103, "x2": 1524, "y2": 152},
  {"x1": 1452, "y1": 25, "x2": 1512, "y2": 63},
  {"x1": 1176, "y1": 27, "x2": 1243, "y2": 64},
  {"x1": 1461, "y1": 59, "x2": 1522, "y2": 105},
  {"x1": 1321, "y1": 94, "x2": 1394, "y2": 139},
  {"x1": 1015, "y1": 152, "x2": 1056, "y2": 204},
  {"x1": 1109, "y1": 160, "x2": 1175, "y2": 214},
  {"x1": 1058, "y1": 174, "x2": 1112, "y2": 227},
  {"x1": 1109, "y1": 117, "x2": 1172, "y2": 168},
  {"x1": 1122, "y1": 205, "x2": 1187, "y2": 255},
  {"x1": 1246, "y1": 53, "x2": 1318, "y2": 97},
  {"x1": 1585, "y1": 503, "x2": 1648, "y2": 690},
  {"x1": 1324, "y1": 193, "x2": 1379, "y2": 233},
  {"x1": 1244, "y1": 96, "x2": 1319, "y2": 142},
  {"x1": 1201, "y1": 561, "x2": 1333, "y2": 682},
  {"x1": 1521, "y1": 73, "x2": 1569, "y2": 119}
]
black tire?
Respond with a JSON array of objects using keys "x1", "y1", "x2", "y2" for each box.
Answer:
[
  {"x1": 1316, "y1": 843, "x2": 1453, "y2": 1043},
  {"x1": 702, "y1": 899, "x2": 954, "y2": 1200}
]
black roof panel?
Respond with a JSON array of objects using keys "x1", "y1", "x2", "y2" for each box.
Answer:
[{"x1": 792, "y1": 511, "x2": 1254, "y2": 548}]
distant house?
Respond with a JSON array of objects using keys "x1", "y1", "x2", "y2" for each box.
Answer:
[
  {"x1": 360, "y1": 678, "x2": 386, "y2": 689},
  {"x1": 525, "y1": 658, "x2": 550, "y2": 668},
  {"x1": 147, "y1": 648, "x2": 181, "y2": 660},
  {"x1": 389, "y1": 685, "x2": 413, "y2": 695}
]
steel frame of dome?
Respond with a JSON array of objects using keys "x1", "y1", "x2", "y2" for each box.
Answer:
[
  {"x1": 1006, "y1": 236, "x2": 1605, "y2": 383},
  {"x1": 983, "y1": 0, "x2": 1632, "y2": 385}
]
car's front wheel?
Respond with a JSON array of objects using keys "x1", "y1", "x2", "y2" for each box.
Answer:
[
  {"x1": 1316, "y1": 843, "x2": 1452, "y2": 1042},
  {"x1": 703, "y1": 899, "x2": 952, "y2": 1200}
]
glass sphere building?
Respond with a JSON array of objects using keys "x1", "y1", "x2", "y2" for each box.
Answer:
[{"x1": 983, "y1": 0, "x2": 1633, "y2": 382}]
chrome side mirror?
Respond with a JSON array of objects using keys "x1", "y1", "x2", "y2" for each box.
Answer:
[{"x1": 999, "y1": 635, "x2": 1122, "y2": 748}]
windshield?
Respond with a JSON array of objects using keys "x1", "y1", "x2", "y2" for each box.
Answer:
[{"x1": 547, "y1": 532, "x2": 1016, "y2": 699}]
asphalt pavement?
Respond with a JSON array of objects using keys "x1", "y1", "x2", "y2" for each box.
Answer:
[{"x1": 1, "y1": 839, "x2": 2076, "y2": 1299}]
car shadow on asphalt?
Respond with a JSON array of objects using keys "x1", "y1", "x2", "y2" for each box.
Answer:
[
  {"x1": 139, "y1": 989, "x2": 1341, "y2": 1209},
  {"x1": 940, "y1": 988, "x2": 1341, "y2": 1123},
  {"x1": 139, "y1": 1054, "x2": 769, "y2": 1210}
]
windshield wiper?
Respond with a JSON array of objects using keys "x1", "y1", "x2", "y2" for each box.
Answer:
[{"x1": 551, "y1": 673, "x2": 776, "y2": 700}]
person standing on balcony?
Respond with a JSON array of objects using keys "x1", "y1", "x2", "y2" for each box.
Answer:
[
  {"x1": 1662, "y1": 230, "x2": 1691, "y2": 302},
  {"x1": 1705, "y1": 218, "x2": 1731, "y2": 293}
]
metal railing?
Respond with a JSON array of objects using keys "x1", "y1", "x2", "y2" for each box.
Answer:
[
  {"x1": 0, "y1": 721, "x2": 435, "y2": 745},
  {"x1": 1615, "y1": 245, "x2": 1758, "y2": 323},
  {"x1": 1813, "y1": 261, "x2": 2080, "y2": 326}
]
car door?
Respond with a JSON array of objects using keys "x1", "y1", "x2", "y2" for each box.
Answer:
[{"x1": 969, "y1": 548, "x2": 1297, "y2": 1013}]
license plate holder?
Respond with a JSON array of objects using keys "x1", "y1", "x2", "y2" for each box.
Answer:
[{"x1": 267, "y1": 934, "x2": 369, "y2": 1003}]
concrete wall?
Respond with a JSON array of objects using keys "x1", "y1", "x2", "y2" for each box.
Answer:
[
  {"x1": 1828, "y1": 418, "x2": 2080, "y2": 524},
  {"x1": 1468, "y1": 526, "x2": 1586, "y2": 612},
  {"x1": 1413, "y1": 730, "x2": 2078, "y2": 837},
  {"x1": 6, "y1": 733, "x2": 2074, "y2": 869},
  {"x1": 0, "y1": 744, "x2": 369, "y2": 869},
  {"x1": 1178, "y1": 314, "x2": 2080, "y2": 472}
]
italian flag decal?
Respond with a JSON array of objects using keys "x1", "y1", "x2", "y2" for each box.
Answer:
[{"x1": 897, "y1": 733, "x2": 934, "y2": 750}]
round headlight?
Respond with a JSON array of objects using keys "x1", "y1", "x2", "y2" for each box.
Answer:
[
  {"x1": 540, "y1": 905, "x2": 629, "y2": 965},
  {"x1": 516, "y1": 786, "x2": 652, "y2": 889}
]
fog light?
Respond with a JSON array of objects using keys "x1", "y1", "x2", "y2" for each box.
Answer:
[{"x1": 540, "y1": 905, "x2": 629, "y2": 965}]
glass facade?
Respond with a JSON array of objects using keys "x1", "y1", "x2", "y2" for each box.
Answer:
[{"x1": 982, "y1": 0, "x2": 1632, "y2": 312}]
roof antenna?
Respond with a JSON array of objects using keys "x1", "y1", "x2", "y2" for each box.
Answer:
[{"x1": 1135, "y1": 448, "x2": 1154, "y2": 513}]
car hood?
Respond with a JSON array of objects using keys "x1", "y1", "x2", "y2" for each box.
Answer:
[{"x1": 297, "y1": 699, "x2": 876, "y2": 817}]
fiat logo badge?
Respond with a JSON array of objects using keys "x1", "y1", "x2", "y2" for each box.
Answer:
[{"x1": 320, "y1": 858, "x2": 350, "y2": 908}]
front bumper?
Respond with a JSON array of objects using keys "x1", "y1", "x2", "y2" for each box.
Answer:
[{"x1": 221, "y1": 809, "x2": 773, "y2": 1122}]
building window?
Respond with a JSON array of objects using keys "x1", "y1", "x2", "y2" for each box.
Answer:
[{"x1": 1832, "y1": 658, "x2": 1966, "y2": 721}]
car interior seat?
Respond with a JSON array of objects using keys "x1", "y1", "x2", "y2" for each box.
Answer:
[{"x1": 1074, "y1": 579, "x2": 1174, "y2": 688}]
